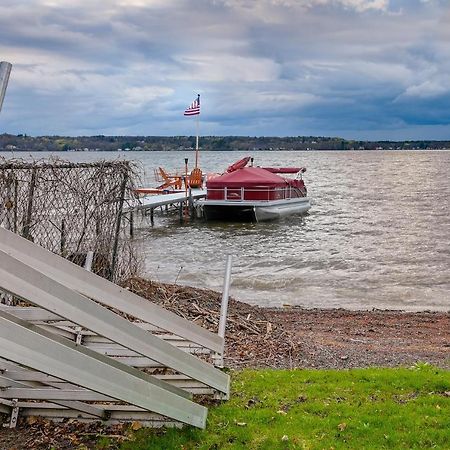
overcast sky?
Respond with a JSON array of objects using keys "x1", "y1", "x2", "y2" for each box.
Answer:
[{"x1": 0, "y1": 0, "x2": 449, "y2": 139}]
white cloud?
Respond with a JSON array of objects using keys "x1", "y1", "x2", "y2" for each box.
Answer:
[
  {"x1": 333, "y1": 0, "x2": 388, "y2": 11},
  {"x1": 120, "y1": 86, "x2": 173, "y2": 113},
  {"x1": 218, "y1": 90, "x2": 319, "y2": 116},
  {"x1": 173, "y1": 54, "x2": 281, "y2": 83},
  {"x1": 399, "y1": 80, "x2": 449, "y2": 99},
  {"x1": 220, "y1": 0, "x2": 389, "y2": 13}
]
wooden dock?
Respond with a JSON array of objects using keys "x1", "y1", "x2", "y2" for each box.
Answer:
[
  {"x1": 126, "y1": 189, "x2": 206, "y2": 228},
  {"x1": 128, "y1": 189, "x2": 206, "y2": 212}
]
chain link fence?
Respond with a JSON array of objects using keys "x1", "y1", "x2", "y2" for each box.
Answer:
[{"x1": 0, "y1": 158, "x2": 140, "y2": 301}]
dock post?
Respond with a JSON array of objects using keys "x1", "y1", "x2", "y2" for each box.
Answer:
[
  {"x1": 150, "y1": 208, "x2": 154, "y2": 226},
  {"x1": 188, "y1": 188, "x2": 194, "y2": 220},
  {"x1": 179, "y1": 202, "x2": 183, "y2": 223}
]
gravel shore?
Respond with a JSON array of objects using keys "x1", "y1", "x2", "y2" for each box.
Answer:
[
  {"x1": 226, "y1": 307, "x2": 450, "y2": 370},
  {"x1": 125, "y1": 278, "x2": 450, "y2": 370}
]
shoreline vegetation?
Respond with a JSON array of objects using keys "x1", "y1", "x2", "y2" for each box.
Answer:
[
  {"x1": 1, "y1": 133, "x2": 450, "y2": 152},
  {"x1": 0, "y1": 278, "x2": 448, "y2": 449}
]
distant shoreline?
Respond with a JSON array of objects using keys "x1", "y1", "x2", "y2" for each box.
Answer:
[{"x1": 1, "y1": 133, "x2": 450, "y2": 152}]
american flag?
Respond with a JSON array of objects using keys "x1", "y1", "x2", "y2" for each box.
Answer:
[{"x1": 184, "y1": 94, "x2": 200, "y2": 116}]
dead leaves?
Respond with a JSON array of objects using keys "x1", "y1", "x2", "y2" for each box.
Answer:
[
  {"x1": 1, "y1": 417, "x2": 131, "y2": 449},
  {"x1": 131, "y1": 421, "x2": 143, "y2": 431}
]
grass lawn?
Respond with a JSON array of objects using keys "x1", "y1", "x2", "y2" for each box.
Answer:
[{"x1": 115, "y1": 364, "x2": 449, "y2": 450}]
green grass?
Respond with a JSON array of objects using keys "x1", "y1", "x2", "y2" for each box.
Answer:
[{"x1": 116, "y1": 364, "x2": 450, "y2": 450}]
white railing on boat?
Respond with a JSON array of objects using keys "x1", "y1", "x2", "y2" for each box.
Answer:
[{"x1": 206, "y1": 186, "x2": 305, "y2": 202}]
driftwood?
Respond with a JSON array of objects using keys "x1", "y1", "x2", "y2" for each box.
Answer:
[{"x1": 123, "y1": 276, "x2": 296, "y2": 369}]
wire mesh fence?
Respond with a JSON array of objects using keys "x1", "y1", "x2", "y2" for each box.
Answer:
[{"x1": 0, "y1": 157, "x2": 140, "y2": 304}]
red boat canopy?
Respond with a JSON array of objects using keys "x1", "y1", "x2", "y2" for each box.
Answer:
[{"x1": 206, "y1": 167, "x2": 287, "y2": 188}]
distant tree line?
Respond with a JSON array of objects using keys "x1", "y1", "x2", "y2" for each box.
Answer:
[{"x1": 0, "y1": 133, "x2": 449, "y2": 152}]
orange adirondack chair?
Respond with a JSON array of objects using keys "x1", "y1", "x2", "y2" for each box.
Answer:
[
  {"x1": 156, "y1": 167, "x2": 183, "y2": 190},
  {"x1": 189, "y1": 168, "x2": 203, "y2": 189}
]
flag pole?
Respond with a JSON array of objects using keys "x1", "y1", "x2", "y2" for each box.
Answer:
[
  {"x1": 195, "y1": 116, "x2": 199, "y2": 169},
  {"x1": 195, "y1": 94, "x2": 200, "y2": 169}
]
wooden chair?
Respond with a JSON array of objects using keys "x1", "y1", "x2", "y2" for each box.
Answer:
[
  {"x1": 157, "y1": 167, "x2": 183, "y2": 190},
  {"x1": 189, "y1": 168, "x2": 203, "y2": 189}
]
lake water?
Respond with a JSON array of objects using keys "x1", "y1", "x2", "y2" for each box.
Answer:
[{"x1": 4, "y1": 150, "x2": 450, "y2": 312}]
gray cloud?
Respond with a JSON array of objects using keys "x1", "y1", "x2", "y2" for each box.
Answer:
[{"x1": 0, "y1": 0, "x2": 449, "y2": 139}]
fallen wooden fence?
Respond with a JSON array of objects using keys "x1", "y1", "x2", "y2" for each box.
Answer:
[{"x1": 0, "y1": 227, "x2": 231, "y2": 428}]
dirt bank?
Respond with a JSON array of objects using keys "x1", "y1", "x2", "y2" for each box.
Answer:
[
  {"x1": 1, "y1": 278, "x2": 448, "y2": 449},
  {"x1": 125, "y1": 277, "x2": 450, "y2": 370}
]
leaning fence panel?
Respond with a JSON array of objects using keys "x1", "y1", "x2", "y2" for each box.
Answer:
[{"x1": 0, "y1": 158, "x2": 138, "y2": 284}]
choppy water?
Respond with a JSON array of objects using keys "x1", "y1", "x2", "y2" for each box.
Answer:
[{"x1": 5, "y1": 150, "x2": 450, "y2": 311}]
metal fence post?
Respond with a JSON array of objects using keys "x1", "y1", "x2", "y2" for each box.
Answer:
[
  {"x1": 4, "y1": 174, "x2": 14, "y2": 231},
  {"x1": 214, "y1": 255, "x2": 233, "y2": 369},
  {"x1": 110, "y1": 170, "x2": 128, "y2": 281},
  {"x1": 218, "y1": 254, "x2": 232, "y2": 339},
  {"x1": 22, "y1": 168, "x2": 37, "y2": 241},
  {"x1": 84, "y1": 250, "x2": 94, "y2": 272},
  {"x1": 60, "y1": 219, "x2": 66, "y2": 255}
]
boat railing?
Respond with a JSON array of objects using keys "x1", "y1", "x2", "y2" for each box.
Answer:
[{"x1": 207, "y1": 186, "x2": 304, "y2": 202}]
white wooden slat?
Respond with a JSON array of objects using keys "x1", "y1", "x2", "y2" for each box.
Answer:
[
  {"x1": 19, "y1": 406, "x2": 182, "y2": 428},
  {"x1": 78, "y1": 322, "x2": 162, "y2": 334},
  {"x1": 0, "y1": 374, "x2": 106, "y2": 418},
  {"x1": 0, "y1": 311, "x2": 207, "y2": 428},
  {"x1": 0, "y1": 358, "x2": 26, "y2": 371},
  {"x1": 0, "y1": 251, "x2": 229, "y2": 395},
  {"x1": 0, "y1": 389, "x2": 115, "y2": 402},
  {"x1": 0, "y1": 375, "x2": 49, "y2": 389},
  {"x1": 82, "y1": 333, "x2": 198, "y2": 344},
  {"x1": 2, "y1": 368, "x2": 210, "y2": 394},
  {"x1": 0, "y1": 305, "x2": 63, "y2": 322},
  {"x1": 4, "y1": 369, "x2": 212, "y2": 395},
  {"x1": 0, "y1": 365, "x2": 86, "y2": 391},
  {"x1": 0, "y1": 226, "x2": 223, "y2": 353},
  {"x1": 1, "y1": 370, "x2": 66, "y2": 384},
  {"x1": 0, "y1": 314, "x2": 190, "y2": 400},
  {"x1": 36, "y1": 324, "x2": 76, "y2": 340},
  {"x1": 101, "y1": 357, "x2": 161, "y2": 368},
  {"x1": 84, "y1": 343, "x2": 208, "y2": 356},
  {"x1": 49, "y1": 400, "x2": 106, "y2": 417}
]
